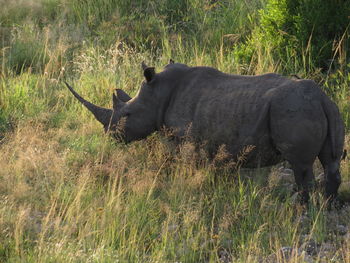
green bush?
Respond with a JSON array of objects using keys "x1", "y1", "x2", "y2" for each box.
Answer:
[{"x1": 239, "y1": 0, "x2": 350, "y2": 70}]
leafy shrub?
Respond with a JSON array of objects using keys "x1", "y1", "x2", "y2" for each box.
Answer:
[{"x1": 238, "y1": 0, "x2": 350, "y2": 70}]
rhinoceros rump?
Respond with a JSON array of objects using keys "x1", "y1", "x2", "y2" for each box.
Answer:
[{"x1": 65, "y1": 61, "x2": 345, "y2": 203}]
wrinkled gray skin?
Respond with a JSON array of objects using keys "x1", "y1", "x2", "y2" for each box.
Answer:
[{"x1": 65, "y1": 61, "x2": 345, "y2": 203}]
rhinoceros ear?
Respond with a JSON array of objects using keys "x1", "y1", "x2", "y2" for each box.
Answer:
[
  {"x1": 113, "y1": 92, "x2": 125, "y2": 110},
  {"x1": 144, "y1": 67, "x2": 156, "y2": 83},
  {"x1": 141, "y1": 61, "x2": 148, "y2": 70},
  {"x1": 115, "y1": 89, "x2": 131, "y2": 102},
  {"x1": 169, "y1": 59, "x2": 174, "y2": 64}
]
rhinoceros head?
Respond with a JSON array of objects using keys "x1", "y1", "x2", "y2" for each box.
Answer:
[{"x1": 65, "y1": 62, "x2": 165, "y2": 143}]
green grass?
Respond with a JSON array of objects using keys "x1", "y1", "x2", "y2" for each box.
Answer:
[{"x1": 0, "y1": 0, "x2": 350, "y2": 262}]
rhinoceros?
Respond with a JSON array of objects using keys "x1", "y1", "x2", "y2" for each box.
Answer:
[{"x1": 65, "y1": 61, "x2": 345, "y2": 203}]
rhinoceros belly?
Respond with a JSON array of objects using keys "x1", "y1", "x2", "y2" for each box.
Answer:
[{"x1": 191, "y1": 115, "x2": 283, "y2": 168}]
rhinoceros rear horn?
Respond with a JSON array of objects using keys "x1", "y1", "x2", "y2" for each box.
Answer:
[
  {"x1": 113, "y1": 92, "x2": 125, "y2": 110},
  {"x1": 115, "y1": 89, "x2": 131, "y2": 102},
  {"x1": 64, "y1": 82, "x2": 113, "y2": 127}
]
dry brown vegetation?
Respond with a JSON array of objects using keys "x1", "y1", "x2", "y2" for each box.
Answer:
[{"x1": 1, "y1": 0, "x2": 350, "y2": 262}]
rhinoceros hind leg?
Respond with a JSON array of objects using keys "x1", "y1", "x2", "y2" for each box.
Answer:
[
  {"x1": 291, "y1": 164, "x2": 315, "y2": 204},
  {"x1": 318, "y1": 142, "x2": 341, "y2": 201},
  {"x1": 319, "y1": 161, "x2": 341, "y2": 207},
  {"x1": 324, "y1": 164, "x2": 341, "y2": 200}
]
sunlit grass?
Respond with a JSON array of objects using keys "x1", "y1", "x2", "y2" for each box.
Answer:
[
  {"x1": 1, "y1": 117, "x2": 349, "y2": 262},
  {"x1": 0, "y1": 0, "x2": 350, "y2": 262}
]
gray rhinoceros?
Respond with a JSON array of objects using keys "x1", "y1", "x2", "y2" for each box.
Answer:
[{"x1": 65, "y1": 61, "x2": 345, "y2": 203}]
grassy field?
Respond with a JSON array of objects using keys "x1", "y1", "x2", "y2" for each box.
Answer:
[{"x1": 1, "y1": 0, "x2": 350, "y2": 262}]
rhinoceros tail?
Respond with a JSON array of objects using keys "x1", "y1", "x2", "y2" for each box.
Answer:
[
  {"x1": 322, "y1": 95, "x2": 345, "y2": 160},
  {"x1": 64, "y1": 81, "x2": 113, "y2": 127}
]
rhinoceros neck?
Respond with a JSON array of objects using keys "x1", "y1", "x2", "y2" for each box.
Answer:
[{"x1": 153, "y1": 67, "x2": 191, "y2": 131}]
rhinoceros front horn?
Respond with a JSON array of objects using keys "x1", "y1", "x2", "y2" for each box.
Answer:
[{"x1": 65, "y1": 82, "x2": 113, "y2": 127}]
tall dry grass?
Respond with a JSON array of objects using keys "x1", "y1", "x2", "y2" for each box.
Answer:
[{"x1": 0, "y1": 0, "x2": 350, "y2": 262}]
